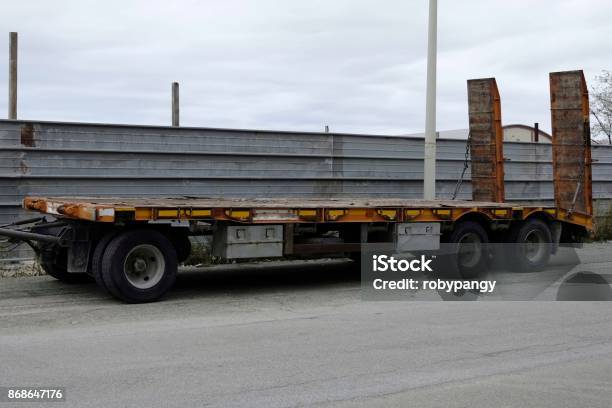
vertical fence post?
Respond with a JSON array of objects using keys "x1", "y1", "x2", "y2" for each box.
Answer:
[
  {"x1": 172, "y1": 82, "x2": 179, "y2": 127},
  {"x1": 8, "y1": 32, "x2": 18, "y2": 119}
]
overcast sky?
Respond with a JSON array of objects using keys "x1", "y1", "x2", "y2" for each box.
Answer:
[{"x1": 1, "y1": 0, "x2": 611, "y2": 135}]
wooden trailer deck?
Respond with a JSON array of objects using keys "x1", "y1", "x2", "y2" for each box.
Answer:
[{"x1": 22, "y1": 196, "x2": 591, "y2": 228}]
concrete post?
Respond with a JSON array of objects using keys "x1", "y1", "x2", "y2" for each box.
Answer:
[
  {"x1": 172, "y1": 82, "x2": 179, "y2": 127},
  {"x1": 8, "y1": 32, "x2": 18, "y2": 119}
]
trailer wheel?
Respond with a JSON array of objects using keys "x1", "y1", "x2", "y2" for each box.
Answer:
[
  {"x1": 443, "y1": 221, "x2": 490, "y2": 279},
  {"x1": 40, "y1": 248, "x2": 91, "y2": 283},
  {"x1": 507, "y1": 219, "x2": 552, "y2": 272},
  {"x1": 101, "y1": 230, "x2": 177, "y2": 303},
  {"x1": 90, "y1": 231, "x2": 119, "y2": 291}
]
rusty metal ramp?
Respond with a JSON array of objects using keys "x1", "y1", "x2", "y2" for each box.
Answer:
[
  {"x1": 550, "y1": 70, "x2": 593, "y2": 220},
  {"x1": 467, "y1": 78, "x2": 505, "y2": 203}
]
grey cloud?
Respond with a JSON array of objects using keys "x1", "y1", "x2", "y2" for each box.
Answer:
[{"x1": 1, "y1": 0, "x2": 611, "y2": 134}]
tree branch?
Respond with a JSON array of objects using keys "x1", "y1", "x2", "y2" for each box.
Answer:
[{"x1": 591, "y1": 109, "x2": 612, "y2": 144}]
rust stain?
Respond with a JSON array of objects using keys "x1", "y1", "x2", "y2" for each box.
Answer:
[{"x1": 20, "y1": 123, "x2": 35, "y2": 147}]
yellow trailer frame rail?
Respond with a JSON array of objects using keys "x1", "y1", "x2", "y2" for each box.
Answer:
[{"x1": 23, "y1": 196, "x2": 592, "y2": 230}]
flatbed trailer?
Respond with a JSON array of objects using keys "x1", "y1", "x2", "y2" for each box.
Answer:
[{"x1": 0, "y1": 71, "x2": 595, "y2": 302}]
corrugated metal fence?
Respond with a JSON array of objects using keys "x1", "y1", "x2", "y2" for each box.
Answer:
[{"x1": 1, "y1": 119, "x2": 611, "y2": 231}]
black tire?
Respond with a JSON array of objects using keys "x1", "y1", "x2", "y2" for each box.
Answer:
[
  {"x1": 91, "y1": 231, "x2": 120, "y2": 291},
  {"x1": 40, "y1": 248, "x2": 91, "y2": 283},
  {"x1": 441, "y1": 221, "x2": 490, "y2": 279},
  {"x1": 173, "y1": 234, "x2": 192, "y2": 264},
  {"x1": 506, "y1": 219, "x2": 552, "y2": 272},
  {"x1": 101, "y1": 229, "x2": 177, "y2": 303}
]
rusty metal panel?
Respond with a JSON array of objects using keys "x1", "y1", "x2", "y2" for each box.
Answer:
[
  {"x1": 550, "y1": 70, "x2": 593, "y2": 217},
  {"x1": 467, "y1": 78, "x2": 505, "y2": 202}
]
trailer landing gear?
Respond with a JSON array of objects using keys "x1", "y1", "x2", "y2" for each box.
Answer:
[{"x1": 39, "y1": 247, "x2": 91, "y2": 283}]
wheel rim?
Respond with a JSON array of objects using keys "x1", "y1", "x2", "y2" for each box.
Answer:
[
  {"x1": 457, "y1": 232, "x2": 483, "y2": 268},
  {"x1": 523, "y1": 230, "x2": 546, "y2": 263},
  {"x1": 123, "y1": 244, "x2": 165, "y2": 289}
]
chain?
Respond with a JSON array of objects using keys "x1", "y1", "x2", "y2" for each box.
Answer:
[
  {"x1": 451, "y1": 132, "x2": 471, "y2": 200},
  {"x1": 452, "y1": 127, "x2": 588, "y2": 210}
]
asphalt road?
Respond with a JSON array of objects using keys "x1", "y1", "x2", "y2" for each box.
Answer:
[{"x1": 1, "y1": 258, "x2": 612, "y2": 408}]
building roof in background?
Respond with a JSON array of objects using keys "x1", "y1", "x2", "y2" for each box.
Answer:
[
  {"x1": 504, "y1": 124, "x2": 552, "y2": 140},
  {"x1": 402, "y1": 124, "x2": 552, "y2": 141}
]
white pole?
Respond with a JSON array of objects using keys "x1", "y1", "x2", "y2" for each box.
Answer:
[{"x1": 423, "y1": 0, "x2": 437, "y2": 200}]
